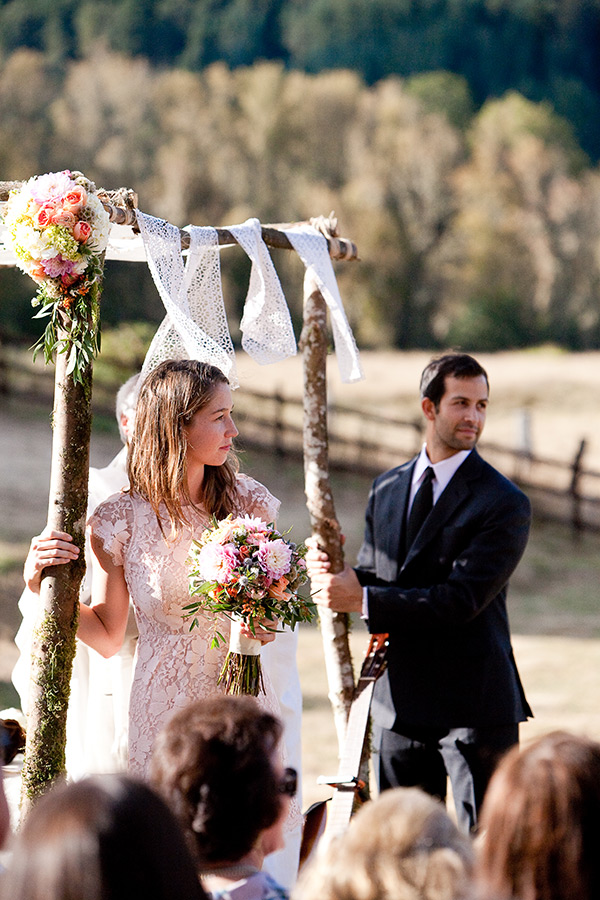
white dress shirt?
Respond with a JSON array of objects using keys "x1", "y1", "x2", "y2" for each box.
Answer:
[{"x1": 361, "y1": 446, "x2": 472, "y2": 618}]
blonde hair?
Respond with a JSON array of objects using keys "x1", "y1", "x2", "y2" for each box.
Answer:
[
  {"x1": 128, "y1": 359, "x2": 239, "y2": 536},
  {"x1": 295, "y1": 788, "x2": 474, "y2": 900}
]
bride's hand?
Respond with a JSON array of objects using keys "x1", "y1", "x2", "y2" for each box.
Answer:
[
  {"x1": 240, "y1": 617, "x2": 278, "y2": 645},
  {"x1": 23, "y1": 528, "x2": 80, "y2": 593}
]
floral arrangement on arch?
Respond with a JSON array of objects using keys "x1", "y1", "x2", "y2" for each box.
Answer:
[
  {"x1": 186, "y1": 514, "x2": 314, "y2": 696},
  {"x1": 2, "y1": 170, "x2": 111, "y2": 383}
]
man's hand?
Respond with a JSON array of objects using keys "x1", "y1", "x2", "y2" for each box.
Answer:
[{"x1": 305, "y1": 541, "x2": 363, "y2": 614}]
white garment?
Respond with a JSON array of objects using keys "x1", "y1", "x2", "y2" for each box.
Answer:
[
  {"x1": 88, "y1": 475, "x2": 303, "y2": 886},
  {"x1": 260, "y1": 627, "x2": 303, "y2": 887},
  {"x1": 11, "y1": 448, "x2": 136, "y2": 778}
]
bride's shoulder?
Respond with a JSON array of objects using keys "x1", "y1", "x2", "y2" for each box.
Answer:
[
  {"x1": 235, "y1": 473, "x2": 280, "y2": 521},
  {"x1": 90, "y1": 489, "x2": 133, "y2": 518}
]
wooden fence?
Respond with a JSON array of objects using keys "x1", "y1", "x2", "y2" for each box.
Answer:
[{"x1": 233, "y1": 388, "x2": 600, "y2": 535}]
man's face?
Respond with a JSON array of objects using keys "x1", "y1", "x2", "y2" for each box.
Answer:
[{"x1": 423, "y1": 374, "x2": 488, "y2": 461}]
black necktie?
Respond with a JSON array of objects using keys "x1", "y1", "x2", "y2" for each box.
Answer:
[{"x1": 405, "y1": 466, "x2": 435, "y2": 549}]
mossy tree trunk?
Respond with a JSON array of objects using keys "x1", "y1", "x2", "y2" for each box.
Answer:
[
  {"x1": 300, "y1": 271, "x2": 355, "y2": 752},
  {"x1": 20, "y1": 331, "x2": 93, "y2": 814}
]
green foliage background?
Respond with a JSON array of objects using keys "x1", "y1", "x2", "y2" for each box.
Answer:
[{"x1": 2, "y1": 1, "x2": 600, "y2": 351}]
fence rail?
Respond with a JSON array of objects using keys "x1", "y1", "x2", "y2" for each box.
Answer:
[{"x1": 233, "y1": 388, "x2": 600, "y2": 535}]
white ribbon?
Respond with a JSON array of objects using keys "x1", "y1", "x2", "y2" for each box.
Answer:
[
  {"x1": 285, "y1": 224, "x2": 364, "y2": 384},
  {"x1": 137, "y1": 211, "x2": 238, "y2": 385},
  {"x1": 229, "y1": 616, "x2": 262, "y2": 656},
  {"x1": 227, "y1": 218, "x2": 297, "y2": 365}
]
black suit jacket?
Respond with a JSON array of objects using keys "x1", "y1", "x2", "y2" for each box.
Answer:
[{"x1": 355, "y1": 449, "x2": 532, "y2": 732}]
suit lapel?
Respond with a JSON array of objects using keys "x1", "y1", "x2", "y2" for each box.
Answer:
[
  {"x1": 401, "y1": 451, "x2": 483, "y2": 567},
  {"x1": 383, "y1": 461, "x2": 414, "y2": 579}
]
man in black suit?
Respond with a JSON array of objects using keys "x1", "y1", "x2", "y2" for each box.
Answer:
[{"x1": 307, "y1": 353, "x2": 532, "y2": 832}]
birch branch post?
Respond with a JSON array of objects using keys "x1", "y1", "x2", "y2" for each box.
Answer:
[
  {"x1": 20, "y1": 334, "x2": 92, "y2": 813},
  {"x1": 300, "y1": 271, "x2": 356, "y2": 750}
]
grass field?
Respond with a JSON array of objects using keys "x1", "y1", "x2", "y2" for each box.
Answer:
[{"x1": 2, "y1": 348, "x2": 600, "y2": 815}]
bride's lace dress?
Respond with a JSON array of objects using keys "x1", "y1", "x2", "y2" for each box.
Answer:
[{"x1": 88, "y1": 473, "x2": 282, "y2": 778}]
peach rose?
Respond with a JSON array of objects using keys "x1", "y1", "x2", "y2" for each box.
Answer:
[
  {"x1": 62, "y1": 185, "x2": 87, "y2": 213},
  {"x1": 32, "y1": 203, "x2": 56, "y2": 229},
  {"x1": 50, "y1": 208, "x2": 77, "y2": 228},
  {"x1": 73, "y1": 220, "x2": 92, "y2": 243},
  {"x1": 29, "y1": 263, "x2": 47, "y2": 280}
]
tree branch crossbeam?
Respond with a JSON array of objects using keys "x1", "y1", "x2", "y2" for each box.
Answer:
[{"x1": 0, "y1": 182, "x2": 358, "y2": 262}]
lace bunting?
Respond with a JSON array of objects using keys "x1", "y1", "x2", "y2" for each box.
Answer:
[
  {"x1": 227, "y1": 217, "x2": 297, "y2": 365},
  {"x1": 285, "y1": 224, "x2": 364, "y2": 384},
  {"x1": 137, "y1": 211, "x2": 362, "y2": 385},
  {"x1": 137, "y1": 212, "x2": 238, "y2": 385}
]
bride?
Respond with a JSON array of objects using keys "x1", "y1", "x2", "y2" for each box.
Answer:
[{"x1": 24, "y1": 359, "x2": 281, "y2": 777}]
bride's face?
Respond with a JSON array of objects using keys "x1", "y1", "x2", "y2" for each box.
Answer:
[{"x1": 183, "y1": 383, "x2": 238, "y2": 468}]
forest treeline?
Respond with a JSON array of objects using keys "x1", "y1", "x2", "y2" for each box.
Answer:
[
  {"x1": 1, "y1": 0, "x2": 600, "y2": 158},
  {"x1": 2, "y1": 48, "x2": 600, "y2": 351}
]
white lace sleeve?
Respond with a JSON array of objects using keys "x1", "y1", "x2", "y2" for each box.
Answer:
[
  {"x1": 235, "y1": 474, "x2": 280, "y2": 524},
  {"x1": 87, "y1": 492, "x2": 133, "y2": 568}
]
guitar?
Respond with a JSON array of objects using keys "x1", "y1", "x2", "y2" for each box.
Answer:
[{"x1": 299, "y1": 632, "x2": 389, "y2": 867}]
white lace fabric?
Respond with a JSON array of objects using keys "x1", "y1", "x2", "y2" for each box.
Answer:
[
  {"x1": 87, "y1": 474, "x2": 282, "y2": 778},
  {"x1": 137, "y1": 212, "x2": 238, "y2": 385},
  {"x1": 137, "y1": 212, "x2": 363, "y2": 386},
  {"x1": 285, "y1": 224, "x2": 364, "y2": 383},
  {"x1": 227, "y1": 217, "x2": 297, "y2": 365}
]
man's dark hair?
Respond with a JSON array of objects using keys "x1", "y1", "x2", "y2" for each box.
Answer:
[{"x1": 420, "y1": 354, "x2": 489, "y2": 408}]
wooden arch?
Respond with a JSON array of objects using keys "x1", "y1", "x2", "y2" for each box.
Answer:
[{"x1": 0, "y1": 180, "x2": 358, "y2": 811}]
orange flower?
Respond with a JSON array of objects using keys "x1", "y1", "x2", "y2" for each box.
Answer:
[{"x1": 268, "y1": 577, "x2": 289, "y2": 602}]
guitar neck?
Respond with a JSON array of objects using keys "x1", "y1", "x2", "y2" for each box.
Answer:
[
  {"x1": 323, "y1": 678, "x2": 375, "y2": 842},
  {"x1": 317, "y1": 633, "x2": 388, "y2": 847}
]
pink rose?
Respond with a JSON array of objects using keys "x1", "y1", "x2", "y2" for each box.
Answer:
[
  {"x1": 50, "y1": 208, "x2": 77, "y2": 228},
  {"x1": 62, "y1": 185, "x2": 87, "y2": 213},
  {"x1": 61, "y1": 273, "x2": 79, "y2": 287},
  {"x1": 73, "y1": 220, "x2": 92, "y2": 244},
  {"x1": 32, "y1": 203, "x2": 57, "y2": 229}
]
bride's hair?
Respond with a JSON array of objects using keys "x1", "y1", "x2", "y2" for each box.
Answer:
[{"x1": 128, "y1": 359, "x2": 239, "y2": 536}]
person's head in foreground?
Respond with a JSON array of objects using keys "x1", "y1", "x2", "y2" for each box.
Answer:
[
  {"x1": 294, "y1": 786, "x2": 474, "y2": 900},
  {"x1": 475, "y1": 730, "x2": 600, "y2": 900},
  {"x1": 0, "y1": 773, "x2": 207, "y2": 900},
  {"x1": 150, "y1": 695, "x2": 294, "y2": 872}
]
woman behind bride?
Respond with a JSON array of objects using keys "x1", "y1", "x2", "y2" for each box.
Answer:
[{"x1": 24, "y1": 359, "x2": 283, "y2": 778}]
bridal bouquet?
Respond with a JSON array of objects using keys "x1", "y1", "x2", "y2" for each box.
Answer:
[
  {"x1": 186, "y1": 515, "x2": 314, "y2": 696},
  {"x1": 2, "y1": 170, "x2": 110, "y2": 383}
]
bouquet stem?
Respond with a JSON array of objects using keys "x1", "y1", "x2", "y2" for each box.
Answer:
[{"x1": 218, "y1": 618, "x2": 265, "y2": 697}]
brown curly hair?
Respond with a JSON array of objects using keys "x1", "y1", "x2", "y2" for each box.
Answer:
[{"x1": 149, "y1": 696, "x2": 283, "y2": 866}]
